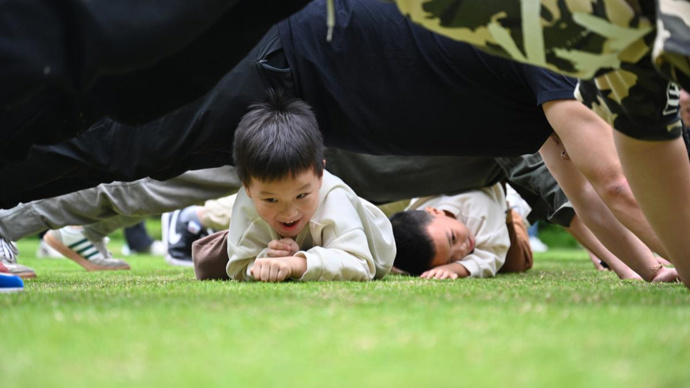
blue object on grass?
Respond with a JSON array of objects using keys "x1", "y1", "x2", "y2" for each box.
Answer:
[{"x1": 0, "y1": 272, "x2": 24, "y2": 293}]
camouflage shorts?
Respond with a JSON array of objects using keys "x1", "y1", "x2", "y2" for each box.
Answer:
[{"x1": 393, "y1": 0, "x2": 690, "y2": 140}]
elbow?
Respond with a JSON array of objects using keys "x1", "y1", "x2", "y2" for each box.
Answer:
[{"x1": 598, "y1": 177, "x2": 636, "y2": 208}]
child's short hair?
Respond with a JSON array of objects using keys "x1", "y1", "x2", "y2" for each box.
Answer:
[
  {"x1": 233, "y1": 89, "x2": 324, "y2": 185},
  {"x1": 390, "y1": 210, "x2": 436, "y2": 275}
]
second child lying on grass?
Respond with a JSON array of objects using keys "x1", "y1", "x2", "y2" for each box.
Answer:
[
  {"x1": 391, "y1": 183, "x2": 532, "y2": 279},
  {"x1": 192, "y1": 91, "x2": 396, "y2": 282}
]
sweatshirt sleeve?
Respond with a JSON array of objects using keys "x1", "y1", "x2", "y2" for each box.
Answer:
[
  {"x1": 225, "y1": 189, "x2": 277, "y2": 281},
  {"x1": 450, "y1": 184, "x2": 510, "y2": 277},
  {"x1": 456, "y1": 227, "x2": 510, "y2": 277},
  {"x1": 295, "y1": 189, "x2": 395, "y2": 281},
  {"x1": 225, "y1": 221, "x2": 275, "y2": 281}
]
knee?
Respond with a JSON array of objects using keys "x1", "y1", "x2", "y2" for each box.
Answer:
[
  {"x1": 192, "y1": 238, "x2": 230, "y2": 281},
  {"x1": 193, "y1": 258, "x2": 229, "y2": 281}
]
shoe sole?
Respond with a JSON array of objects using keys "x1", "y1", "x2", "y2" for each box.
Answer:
[
  {"x1": 14, "y1": 270, "x2": 37, "y2": 279},
  {"x1": 165, "y1": 255, "x2": 194, "y2": 268},
  {"x1": 3, "y1": 264, "x2": 36, "y2": 279},
  {"x1": 0, "y1": 287, "x2": 24, "y2": 293},
  {"x1": 44, "y1": 231, "x2": 130, "y2": 272}
]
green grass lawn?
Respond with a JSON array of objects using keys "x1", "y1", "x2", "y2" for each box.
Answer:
[{"x1": 2, "y1": 238, "x2": 689, "y2": 388}]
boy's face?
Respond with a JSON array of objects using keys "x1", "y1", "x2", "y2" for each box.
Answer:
[
  {"x1": 245, "y1": 169, "x2": 323, "y2": 239},
  {"x1": 423, "y1": 207, "x2": 475, "y2": 268}
]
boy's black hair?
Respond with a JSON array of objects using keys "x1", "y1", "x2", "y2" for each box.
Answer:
[
  {"x1": 233, "y1": 89, "x2": 324, "y2": 185},
  {"x1": 389, "y1": 210, "x2": 436, "y2": 275}
]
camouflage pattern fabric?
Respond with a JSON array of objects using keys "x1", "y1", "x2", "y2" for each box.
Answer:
[
  {"x1": 655, "y1": 0, "x2": 690, "y2": 87},
  {"x1": 392, "y1": 0, "x2": 689, "y2": 140}
]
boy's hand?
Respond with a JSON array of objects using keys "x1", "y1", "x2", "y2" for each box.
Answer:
[
  {"x1": 420, "y1": 262, "x2": 469, "y2": 280},
  {"x1": 266, "y1": 238, "x2": 299, "y2": 257},
  {"x1": 251, "y1": 256, "x2": 307, "y2": 282}
]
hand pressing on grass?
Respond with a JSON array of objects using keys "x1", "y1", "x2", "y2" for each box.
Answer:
[
  {"x1": 251, "y1": 256, "x2": 307, "y2": 282},
  {"x1": 420, "y1": 262, "x2": 469, "y2": 280},
  {"x1": 266, "y1": 238, "x2": 300, "y2": 257},
  {"x1": 650, "y1": 266, "x2": 679, "y2": 283}
]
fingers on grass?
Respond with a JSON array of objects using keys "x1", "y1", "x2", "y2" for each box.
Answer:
[{"x1": 270, "y1": 266, "x2": 280, "y2": 282}]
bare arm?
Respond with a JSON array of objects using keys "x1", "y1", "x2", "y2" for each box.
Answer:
[
  {"x1": 251, "y1": 256, "x2": 307, "y2": 282},
  {"x1": 564, "y1": 215, "x2": 641, "y2": 280},
  {"x1": 542, "y1": 100, "x2": 668, "y2": 259},
  {"x1": 420, "y1": 262, "x2": 470, "y2": 280},
  {"x1": 538, "y1": 121, "x2": 676, "y2": 282}
]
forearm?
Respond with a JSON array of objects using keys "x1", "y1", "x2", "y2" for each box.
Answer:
[
  {"x1": 539, "y1": 140, "x2": 660, "y2": 281},
  {"x1": 286, "y1": 256, "x2": 307, "y2": 279},
  {"x1": 297, "y1": 247, "x2": 374, "y2": 281},
  {"x1": 460, "y1": 249, "x2": 506, "y2": 278},
  {"x1": 448, "y1": 262, "x2": 471, "y2": 278},
  {"x1": 250, "y1": 256, "x2": 307, "y2": 282},
  {"x1": 420, "y1": 262, "x2": 471, "y2": 279},
  {"x1": 543, "y1": 99, "x2": 668, "y2": 258},
  {"x1": 583, "y1": 172, "x2": 668, "y2": 259},
  {"x1": 565, "y1": 215, "x2": 641, "y2": 280}
]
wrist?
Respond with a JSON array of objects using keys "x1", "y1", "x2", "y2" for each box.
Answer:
[
  {"x1": 447, "y1": 262, "x2": 471, "y2": 278},
  {"x1": 288, "y1": 256, "x2": 307, "y2": 279}
]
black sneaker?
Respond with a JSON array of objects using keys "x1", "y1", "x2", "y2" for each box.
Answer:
[{"x1": 162, "y1": 207, "x2": 211, "y2": 267}]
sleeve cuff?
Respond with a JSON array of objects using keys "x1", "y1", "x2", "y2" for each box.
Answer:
[
  {"x1": 294, "y1": 251, "x2": 322, "y2": 281},
  {"x1": 457, "y1": 260, "x2": 479, "y2": 277}
]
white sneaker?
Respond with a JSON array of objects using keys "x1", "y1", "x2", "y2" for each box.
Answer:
[
  {"x1": 121, "y1": 240, "x2": 167, "y2": 256},
  {"x1": 36, "y1": 239, "x2": 65, "y2": 259},
  {"x1": 529, "y1": 236, "x2": 549, "y2": 253},
  {"x1": 0, "y1": 238, "x2": 36, "y2": 278},
  {"x1": 149, "y1": 240, "x2": 167, "y2": 256},
  {"x1": 0, "y1": 264, "x2": 24, "y2": 293},
  {"x1": 165, "y1": 255, "x2": 194, "y2": 268},
  {"x1": 43, "y1": 227, "x2": 130, "y2": 271}
]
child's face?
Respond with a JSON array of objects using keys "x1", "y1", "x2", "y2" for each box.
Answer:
[
  {"x1": 423, "y1": 207, "x2": 475, "y2": 268},
  {"x1": 245, "y1": 169, "x2": 323, "y2": 239}
]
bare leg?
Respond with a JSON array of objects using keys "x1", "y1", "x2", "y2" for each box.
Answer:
[
  {"x1": 586, "y1": 250, "x2": 607, "y2": 271},
  {"x1": 615, "y1": 133, "x2": 690, "y2": 286}
]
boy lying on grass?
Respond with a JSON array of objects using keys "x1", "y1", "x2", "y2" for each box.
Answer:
[
  {"x1": 391, "y1": 183, "x2": 532, "y2": 279},
  {"x1": 192, "y1": 91, "x2": 396, "y2": 282}
]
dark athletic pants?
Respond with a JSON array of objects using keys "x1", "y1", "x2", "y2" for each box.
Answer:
[
  {"x1": 0, "y1": 18, "x2": 572, "y2": 263},
  {"x1": 0, "y1": 27, "x2": 573, "y2": 231},
  {"x1": 0, "y1": 27, "x2": 291, "y2": 209},
  {"x1": 0, "y1": 0, "x2": 310, "y2": 166}
]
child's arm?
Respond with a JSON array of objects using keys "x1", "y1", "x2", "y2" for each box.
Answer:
[
  {"x1": 296, "y1": 231, "x2": 378, "y2": 281},
  {"x1": 244, "y1": 226, "x2": 382, "y2": 282},
  {"x1": 266, "y1": 238, "x2": 299, "y2": 257},
  {"x1": 240, "y1": 238, "x2": 301, "y2": 282},
  {"x1": 251, "y1": 256, "x2": 307, "y2": 282},
  {"x1": 250, "y1": 238, "x2": 305, "y2": 282},
  {"x1": 439, "y1": 184, "x2": 510, "y2": 278},
  {"x1": 226, "y1": 219, "x2": 282, "y2": 281},
  {"x1": 456, "y1": 241, "x2": 509, "y2": 277},
  {"x1": 225, "y1": 191, "x2": 304, "y2": 282},
  {"x1": 294, "y1": 190, "x2": 395, "y2": 281},
  {"x1": 420, "y1": 262, "x2": 470, "y2": 279}
]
